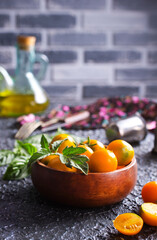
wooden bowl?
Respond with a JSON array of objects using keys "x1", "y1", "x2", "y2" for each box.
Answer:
[{"x1": 31, "y1": 157, "x2": 137, "y2": 208}]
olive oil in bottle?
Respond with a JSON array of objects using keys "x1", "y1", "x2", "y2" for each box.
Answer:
[
  {"x1": 0, "y1": 92, "x2": 49, "y2": 117},
  {"x1": 0, "y1": 35, "x2": 49, "y2": 117}
]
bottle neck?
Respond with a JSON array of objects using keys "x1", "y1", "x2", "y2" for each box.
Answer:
[{"x1": 16, "y1": 45, "x2": 35, "y2": 75}]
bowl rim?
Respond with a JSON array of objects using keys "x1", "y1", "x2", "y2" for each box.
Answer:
[{"x1": 35, "y1": 157, "x2": 136, "y2": 176}]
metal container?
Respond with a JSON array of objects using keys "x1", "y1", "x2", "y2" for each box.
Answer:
[{"x1": 106, "y1": 113, "x2": 147, "y2": 143}]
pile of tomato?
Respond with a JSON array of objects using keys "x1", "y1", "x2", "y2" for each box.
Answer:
[
  {"x1": 40, "y1": 133, "x2": 134, "y2": 173},
  {"x1": 40, "y1": 133, "x2": 157, "y2": 235}
]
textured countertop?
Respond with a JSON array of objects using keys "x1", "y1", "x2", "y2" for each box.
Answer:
[{"x1": 0, "y1": 118, "x2": 157, "y2": 240}]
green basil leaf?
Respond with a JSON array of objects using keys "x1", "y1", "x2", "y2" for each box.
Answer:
[
  {"x1": 50, "y1": 139, "x2": 65, "y2": 152},
  {"x1": 68, "y1": 154, "x2": 89, "y2": 164},
  {"x1": 17, "y1": 141, "x2": 37, "y2": 156},
  {"x1": 59, "y1": 152, "x2": 89, "y2": 175},
  {"x1": 0, "y1": 150, "x2": 15, "y2": 166},
  {"x1": 40, "y1": 134, "x2": 49, "y2": 150},
  {"x1": 71, "y1": 155, "x2": 89, "y2": 175},
  {"x1": 3, "y1": 156, "x2": 29, "y2": 180},
  {"x1": 27, "y1": 149, "x2": 51, "y2": 170},
  {"x1": 63, "y1": 146, "x2": 86, "y2": 156},
  {"x1": 13, "y1": 143, "x2": 29, "y2": 156},
  {"x1": 71, "y1": 160, "x2": 88, "y2": 175},
  {"x1": 24, "y1": 133, "x2": 52, "y2": 145},
  {"x1": 23, "y1": 134, "x2": 53, "y2": 150},
  {"x1": 66, "y1": 155, "x2": 89, "y2": 175},
  {"x1": 59, "y1": 154, "x2": 72, "y2": 166}
]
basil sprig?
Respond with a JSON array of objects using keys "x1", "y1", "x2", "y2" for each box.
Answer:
[
  {"x1": 28, "y1": 135, "x2": 89, "y2": 175},
  {"x1": 1, "y1": 132, "x2": 89, "y2": 180}
]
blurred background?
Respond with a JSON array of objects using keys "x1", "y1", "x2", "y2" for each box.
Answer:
[{"x1": 0, "y1": 0, "x2": 157, "y2": 104}]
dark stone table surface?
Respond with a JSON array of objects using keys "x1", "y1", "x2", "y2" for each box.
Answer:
[{"x1": 0, "y1": 117, "x2": 157, "y2": 240}]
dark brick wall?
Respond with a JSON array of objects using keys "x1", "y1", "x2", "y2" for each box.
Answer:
[
  {"x1": 0, "y1": 0, "x2": 39, "y2": 9},
  {"x1": 84, "y1": 51, "x2": 142, "y2": 63},
  {"x1": 83, "y1": 86, "x2": 139, "y2": 98},
  {"x1": 0, "y1": 0, "x2": 157, "y2": 102},
  {"x1": 113, "y1": 0, "x2": 157, "y2": 11},
  {"x1": 47, "y1": 0, "x2": 106, "y2": 10},
  {"x1": 17, "y1": 14, "x2": 76, "y2": 28}
]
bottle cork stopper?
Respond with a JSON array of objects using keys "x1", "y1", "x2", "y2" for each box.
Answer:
[{"x1": 17, "y1": 36, "x2": 36, "y2": 50}]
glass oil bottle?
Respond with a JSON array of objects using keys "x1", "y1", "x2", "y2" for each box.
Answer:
[{"x1": 0, "y1": 36, "x2": 49, "y2": 117}]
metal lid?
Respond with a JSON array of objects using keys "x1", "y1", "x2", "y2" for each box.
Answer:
[{"x1": 17, "y1": 36, "x2": 36, "y2": 50}]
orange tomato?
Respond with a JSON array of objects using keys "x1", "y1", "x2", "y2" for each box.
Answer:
[
  {"x1": 141, "y1": 181, "x2": 157, "y2": 203},
  {"x1": 50, "y1": 133, "x2": 72, "y2": 143},
  {"x1": 107, "y1": 139, "x2": 134, "y2": 166},
  {"x1": 41, "y1": 155, "x2": 77, "y2": 172},
  {"x1": 50, "y1": 133, "x2": 75, "y2": 150},
  {"x1": 78, "y1": 144, "x2": 93, "y2": 158},
  {"x1": 113, "y1": 213, "x2": 143, "y2": 235},
  {"x1": 83, "y1": 139, "x2": 105, "y2": 152},
  {"x1": 89, "y1": 148, "x2": 117, "y2": 173},
  {"x1": 57, "y1": 138, "x2": 75, "y2": 153},
  {"x1": 140, "y1": 203, "x2": 157, "y2": 226},
  {"x1": 40, "y1": 155, "x2": 53, "y2": 165}
]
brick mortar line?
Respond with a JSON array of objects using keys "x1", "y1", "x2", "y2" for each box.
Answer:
[
  {"x1": 81, "y1": 83, "x2": 140, "y2": 88},
  {"x1": 11, "y1": 47, "x2": 16, "y2": 67},
  {"x1": 0, "y1": 10, "x2": 87, "y2": 15},
  {"x1": 39, "y1": 10, "x2": 109, "y2": 14},
  {"x1": 1, "y1": 28, "x2": 157, "y2": 35},
  {"x1": 52, "y1": 78, "x2": 109, "y2": 83},
  {"x1": 8, "y1": 12, "x2": 16, "y2": 29},
  {"x1": 35, "y1": 46, "x2": 156, "y2": 51},
  {"x1": 39, "y1": 29, "x2": 47, "y2": 49},
  {"x1": 0, "y1": 9, "x2": 150, "y2": 16},
  {"x1": 82, "y1": 63, "x2": 148, "y2": 67},
  {"x1": 105, "y1": 46, "x2": 157, "y2": 50},
  {"x1": 107, "y1": 31, "x2": 113, "y2": 48},
  {"x1": 80, "y1": 13, "x2": 85, "y2": 29},
  {"x1": 0, "y1": 46, "x2": 150, "y2": 52},
  {"x1": 76, "y1": 49, "x2": 84, "y2": 65},
  {"x1": 53, "y1": 63, "x2": 145, "y2": 67},
  {"x1": 49, "y1": 63, "x2": 157, "y2": 68},
  {"x1": 43, "y1": 82, "x2": 78, "y2": 87},
  {"x1": 0, "y1": 9, "x2": 156, "y2": 16},
  {"x1": 29, "y1": 29, "x2": 108, "y2": 34},
  {"x1": 76, "y1": 83, "x2": 83, "y2": 101},
  {"x1": 105, "y1": 0, "x2": 113, "y2": 11},
  {"x1": 82, "y1": 47, "x2": 147, "y2": 51},
  {"x1": 139, "y1": 49, "x2": 149, "y2": 67},
  {"x1": 74, "y1": 12, "x2": 82, "y2": 31},
  {"x1": 139, "y1": 84, "x2": 146, "y2": 98},
  {"x1": 0, "y1": 29, "x2": 44, "y2": 33},
  {"x1": 39, "y1": 0, "x2": 46, "y2": 11},
  {"x1": 36, "y1": 46, "x2": 86, "y2": 51},
  {"x1": 106, "y1": 65, "x2": 115, "y2": 85}
]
